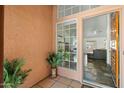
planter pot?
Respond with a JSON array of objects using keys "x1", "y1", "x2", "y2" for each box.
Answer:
[{"x1": 51, "y1": 68, "x2": 57, "y2": 78}]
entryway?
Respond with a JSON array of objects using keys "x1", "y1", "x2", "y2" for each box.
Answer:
[
  {"x1": 32, "y1": 75, "x2": 84, "y2": 88},
  {"x1": 82, "y1": 11, "x2": 120, "y2": 88}
]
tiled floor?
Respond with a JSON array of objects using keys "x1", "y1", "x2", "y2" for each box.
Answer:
[
  {"x1": 32, "y1": 76, "x2": 83, "y2": 88},
  {"x1": 84, "y1": 59, "x2": 115, "y2": 87},
  {"x1": 32, "y1": 58, "x2": 115, "y2": 88}
]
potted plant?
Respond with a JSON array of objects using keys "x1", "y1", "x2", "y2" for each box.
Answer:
[
  {"x1": 46, "y1": 52, "x2": 62, "y2": 78},
  {"x1": 3, "y1": 58, "x2": 32, "y2": 88}
]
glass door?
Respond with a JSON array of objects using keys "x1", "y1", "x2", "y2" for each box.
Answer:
[{"x1": 83, "y1": 11, "x2": 120, "y2": 87}]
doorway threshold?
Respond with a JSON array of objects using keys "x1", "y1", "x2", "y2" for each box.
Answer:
[{"x1": 82, "y1": 80, "x2": 114, "y2": 88}]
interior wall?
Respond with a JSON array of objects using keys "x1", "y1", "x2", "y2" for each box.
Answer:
[
  {"x1": 83, "y1": 14, "x2": 108, "y2": 52},
  {"x1": 4, "y1": 5, "x2": 53, "y2": 87},
  {"x1": 84, "y1": 37, "x2": 106, "y2": 51},
  {"x1": 84, "y1": 14, "x2": 107, "y2": 38},
  {"x1": 106, "y1": 14, "x2": 111, "y2": 65},
  {"x1": 0, "y1": 5, "x2": 4, "y2": 88}
]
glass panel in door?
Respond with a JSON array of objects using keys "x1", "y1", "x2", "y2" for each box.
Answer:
[{"x1": 83, "y1": 11, "x2": 120, "y2": 87}]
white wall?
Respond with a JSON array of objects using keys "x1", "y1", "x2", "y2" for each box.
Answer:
[
  {"x1": 84, "y1": 14, "x2": 107, "y2": 38},
  {"x1": 106, "y1": 14, "x2": 111, "y2": 65},
  {"x1": 84, "y1": 37, "x2": 106, "y2": 52}
]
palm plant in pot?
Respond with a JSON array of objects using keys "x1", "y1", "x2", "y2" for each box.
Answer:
[
  {"x1": 46, "y1": 52, "x2": 62, "y2": 78},
  {"x1": 3, "y1": 58, "x2": 32, "y2": 88}
]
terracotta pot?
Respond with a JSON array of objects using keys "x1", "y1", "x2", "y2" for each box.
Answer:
[{"x1": 51, "y1": 68, "x2": 57, "y2": 78}]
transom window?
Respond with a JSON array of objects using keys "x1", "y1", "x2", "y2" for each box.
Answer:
[{"x1": 57, "y1": 5, "x2": 101, "y2": 19}]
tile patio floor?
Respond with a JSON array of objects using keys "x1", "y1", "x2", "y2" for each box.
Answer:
[{"x1": 32, "y1": 75, "x2": 85, "y2": 88}]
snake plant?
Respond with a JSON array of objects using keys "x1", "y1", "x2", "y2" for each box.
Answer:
[{"x1": 3, "y1": 58, "x2": 32, "y2": 88}]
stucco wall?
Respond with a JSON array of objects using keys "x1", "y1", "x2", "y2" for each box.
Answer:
[
  {"x1": 3, "y1": 5, "x2": 124, "y2": 88},
  {"x1": 0, "y1": 6, "x2": 4, "y2": 88},
  {"x1": 4, "y1": 5, "x2": 53, "y2": 87}
]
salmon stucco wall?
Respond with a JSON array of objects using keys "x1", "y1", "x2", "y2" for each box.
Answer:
[
  {"x1": 0, "y1": 6, "x2": 4, "y2": 88},
  {"x1": 4, "y1": 6, "x2": 53, "y2": 87}
]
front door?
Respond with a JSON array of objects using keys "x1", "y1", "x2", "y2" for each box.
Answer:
[
  {"x1": 82, "y1": 11, "x2": 120, "y2": 87},
  {"x1": 110, "y1": 11, "x2": 120, "y2": 87}
]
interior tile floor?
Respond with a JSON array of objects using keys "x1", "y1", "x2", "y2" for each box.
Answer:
[
  {"x1": 32, "y1": 75, "x2": 91, "y2": 88},
  {"x1": 84, "y1": 59, "x2": 115, "y2": 87}
]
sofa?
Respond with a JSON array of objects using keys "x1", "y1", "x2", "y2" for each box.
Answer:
[{"x1": 87, "y1": 49, "x2": 106, "y2": 60}]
